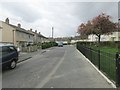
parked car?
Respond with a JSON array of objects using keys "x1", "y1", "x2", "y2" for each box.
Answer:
[
  {"x1": 0, "y1": 44, "x2": 19, "y2": 69},
  {"x1": 58, "y1": 42, "x2": 63, "y2": 47}
]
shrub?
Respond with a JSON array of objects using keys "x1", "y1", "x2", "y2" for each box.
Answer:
[{"x1": 41, "y1": 41, "x2": 58, "y2": 49}]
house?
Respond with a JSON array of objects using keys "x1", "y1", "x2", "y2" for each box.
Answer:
[
  {"x1": 28, "y1": 29, "x2": 49, "y2": 44},
  {"x1": 0, "y1": 18, "x2": 50, "y2": 51},
  {"x1": 34, "y1": 30, "x2": 49, "y2": 43},
  {"x1": 0, "y1": 18, "x2": 34, "y2": 50},
  {"x1": 88, "y1": 31, "x2": 120, "y2": 42}
]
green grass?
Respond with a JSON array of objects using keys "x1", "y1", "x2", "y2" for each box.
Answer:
[
  {"x1": 77, "y1": 43, "x2": 118, "y2": 82},
  {"x1": 99, "y1": 52, "x2": 116, "y2": 81},
  {"x1": 100, "y1": 46, "x2": 118, "y2": 53},
  {"x1": 87, "y1": 45, "x2": 118, "y2": 54},
  {"x1": 89, "y1": 48, "x2": 116, "y2": 82},
  {"x1": 81, "y1": 45, "x2": 116, "y2": 82}
]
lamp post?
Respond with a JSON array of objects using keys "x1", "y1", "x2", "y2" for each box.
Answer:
[
  {"x1": 117, "y1": 18, "x2": 120, "y2": 53},
  {"x1": 52, "y1": 27, "x2": 54, "y2": 39}
]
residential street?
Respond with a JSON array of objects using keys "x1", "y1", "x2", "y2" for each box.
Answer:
[{"x1": 2, "y1": 45, "x2": 113, "y2": 88}]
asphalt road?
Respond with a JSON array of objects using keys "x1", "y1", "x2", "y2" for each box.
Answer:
[{"x1": 2, "y1": 45, "x2": 113, "y2": 88}]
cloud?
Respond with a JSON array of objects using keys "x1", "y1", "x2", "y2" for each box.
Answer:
[
  {"x1": 0, "y1": 1, "x2": 118, "y2": 37},
  {"x1": 72, "y1": 2, "x2": 118, "y2": 22},
  {"x1": 1, "y1": 2, "x2": 41, "y2": 22}
]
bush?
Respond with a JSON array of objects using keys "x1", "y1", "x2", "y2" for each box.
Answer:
[{"x1": 41, "y1": 41, "x2": 58, "y2": 49}]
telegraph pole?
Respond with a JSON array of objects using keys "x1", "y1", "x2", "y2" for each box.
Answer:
[{"x1": 52, "y1": 27, "x2": 54, "y2": 38}]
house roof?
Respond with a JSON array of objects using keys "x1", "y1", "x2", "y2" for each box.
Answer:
[
  {"x1": 37, "y1": 33, "x2": 48, "y2": 39},
  {"x1": 29, "y1": 30, "x2": 48, "y2": 39},
  {"x1": 3, "y1": 21, "x2": 48, "y2": 39},
  {"x1": 9, "y1": 24, "x2": 34, "y2": 36}
]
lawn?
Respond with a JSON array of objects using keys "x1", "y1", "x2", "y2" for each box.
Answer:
[
  {"x1": 87, "y1": 45, "x2": 119, "y2": 54},
  {"x1": 99, "y1": 51, "x2": 116, "y2": 82},
  {"x1": 86, "y1": 45, "x2": 117, "y2": 81},
  {"x1": 77, "y1": 42, "x2": 119, "y2": 82},
  {"x1": 78, "y1": 44, "x2": 117, "y2": 82}
]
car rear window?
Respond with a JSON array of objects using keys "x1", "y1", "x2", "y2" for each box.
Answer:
[
  {"x1": 2, "y1": 46, "x2": 10, "y2": 56},
  {"x1": 0, "y1": 46, "x2": 16, "y2": 57},
  {"x1": 9, "y1": 46, "x2": 16, "y2": 52},
  {"x1": 0, "y1": 47, "x2": 2, "y2": 57}
]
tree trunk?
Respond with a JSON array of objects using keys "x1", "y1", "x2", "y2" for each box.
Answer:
[
  {"x1": 98, "y1": 35, "x2": 100, "y2": 44},
  {"x1": 98, "y1": 35, "x2": 101, "y2": 47}
]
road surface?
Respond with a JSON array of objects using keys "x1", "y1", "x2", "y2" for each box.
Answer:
[{"x1": 2, "y1": 45, "x2": 113, "y2": 88}]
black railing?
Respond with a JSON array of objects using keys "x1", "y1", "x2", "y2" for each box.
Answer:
[
  {"x1": 76, "y1": 42, "x2": 116, "y2": 84},
  {"x1": 116, "y1": 53, "x2": 120, "y2": 87}
]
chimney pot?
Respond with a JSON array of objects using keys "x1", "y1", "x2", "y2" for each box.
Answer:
[
  {"x1": 18, "y1": 23, "x2": 21, "y2": 28},
  {"x1": 35, "y1": 30, "x2": 37, "y2": 33},
  {"x1": 5, "y1": 18, "x2": 9, "y2": 24},
  {"x1": 30, "y1": 28, "x2": 32, "y2": 31}
]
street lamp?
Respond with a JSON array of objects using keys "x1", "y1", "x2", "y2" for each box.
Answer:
[
  {"x1": 52, "y1": 27, "x2": 54, "y2": 39},
  {"x1": 118, "y1": 18, "x2": 120, "y2": 52}
]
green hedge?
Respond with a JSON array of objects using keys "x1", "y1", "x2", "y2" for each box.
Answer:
[{"x1": 41, "y1": 42, "x2": 58, "y2": 49}]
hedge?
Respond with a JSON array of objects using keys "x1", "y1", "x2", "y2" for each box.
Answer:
[{"x1": 41, "y1": 42, "x2": 58, "y2": 49}]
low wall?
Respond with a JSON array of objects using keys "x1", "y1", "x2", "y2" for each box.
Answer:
[{"x1": 21, "y1": 45, "x2": 39, "y2": 52}]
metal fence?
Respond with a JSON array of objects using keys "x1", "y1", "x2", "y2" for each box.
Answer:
[{"x1": 76, "y1": 42, "x2": 116, "y2": 84}]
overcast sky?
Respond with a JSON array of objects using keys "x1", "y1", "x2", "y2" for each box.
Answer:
[{"x1": 0, "y1": 0, "x2": 118, "y2": 38}]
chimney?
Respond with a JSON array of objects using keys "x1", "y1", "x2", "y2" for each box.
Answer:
[
  {"x1": 39, "y1": 32, "x2": 41, "y2": 34},
  {"x1": 35, "y1": 30, "x2": 37, "y2": 33},
  {"x1": 5, "y1": 18, "x2": 9, "y2": 24},
  {"x1": 18, "y1": 23, "x2": 21, "y2": 28},
  {"x1": 30, "y1": 28, "x2": 32, "y2": 31}
]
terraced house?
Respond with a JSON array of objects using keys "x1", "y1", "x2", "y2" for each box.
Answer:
[
  {"x1": 0, "y1": 18, "x2": 48, "y2": 51},
  {"x1": 28, "y1": 29, "x2": 49, "y2": 44},
  {"x1": 88, "y1": 31, "x2": 120, "y2": 42}
]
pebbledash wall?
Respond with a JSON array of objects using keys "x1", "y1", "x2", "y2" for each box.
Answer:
[
  {"x1": 88, "y1": 32, "x2": 120, "y2": 42},
  {"x1": 0, "y1": 21, "x2": 15, "y2": 44},
  {"x1": 0, "y1": 18, "x2": 50, "y2": 52}
]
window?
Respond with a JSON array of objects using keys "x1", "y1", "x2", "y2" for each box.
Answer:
[
  {"x1": 2, "y1": 46, "x2": 10, "y2": 56},
  {"x1": 29, "y1": 35, "x2": 30, "y2": 39},
  {"x1": 1, "y1": 46, "x2": 16, "y2": 56},
  {"x1": 9, "y1": 46, "x2": 15, "y2": 52}
]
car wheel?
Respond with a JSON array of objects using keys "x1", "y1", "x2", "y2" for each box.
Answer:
[{"x1": 9, "y1": 60, "x2": 16, "y2": 69}]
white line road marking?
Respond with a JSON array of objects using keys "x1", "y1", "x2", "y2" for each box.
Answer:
[{"x1": 36, "y1": 51, "x2": 66, "y2": 88}]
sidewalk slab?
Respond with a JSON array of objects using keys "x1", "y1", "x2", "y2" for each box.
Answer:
[
  {"x1": 18, "y1": 47, "x2": 55, "y2": 63},
  {"x1": 18, "y1": 50, "x2": 44, "y2": 63}
]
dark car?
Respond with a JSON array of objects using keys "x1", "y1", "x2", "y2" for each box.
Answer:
[{"x1": 0, "y1": 44, "x2": 19, "y2": 69}]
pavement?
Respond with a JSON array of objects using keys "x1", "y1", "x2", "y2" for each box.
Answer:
[
  {"x1": 2, "y1": 45, "x2": 114, "y2": 88},
  {"x1": 18, "y1": 49, "x2": 47, "y2": 63}
]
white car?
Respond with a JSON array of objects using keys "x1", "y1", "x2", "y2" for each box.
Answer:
[{"x1": 58, "y1": 42, "x2": 63, "y2": 47}]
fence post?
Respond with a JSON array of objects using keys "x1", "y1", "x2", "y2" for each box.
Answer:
[
  {"x1": 116, "y1": 52, "x2": 120, "y2": 87},
  {"x1": 90, "y1": 48, "x2": 92, "y2": 62},
  {"x1": 76, "y1": 42, "x2": 78, "y2": 49},
  {"x1": 98, "y1": 50, "x2": 100, "y2": 70}
]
